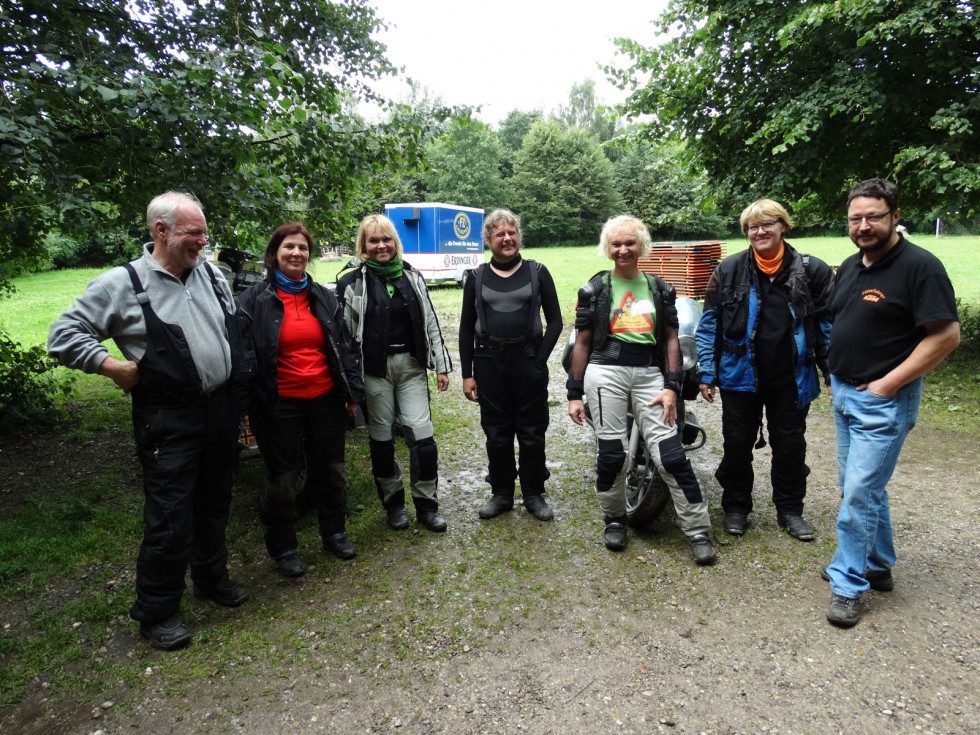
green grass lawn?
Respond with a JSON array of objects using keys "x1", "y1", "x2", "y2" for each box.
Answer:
[{"x1": 2, "y1": 235, "x2": 978, "y2": 348}]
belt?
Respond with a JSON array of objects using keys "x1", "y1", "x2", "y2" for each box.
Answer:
[
  {"x1": 387, "y1": 344, "x2": 410, "y2": 355},
  {"x1": 476, "y1": 339, "x2": 531, "y2": 352},
  {"x1": 132, "y1": 383, "x2": 228, "y2": 407},
  {"x1": 836, "y1": 376, "x2": 864, "y2": 386}
]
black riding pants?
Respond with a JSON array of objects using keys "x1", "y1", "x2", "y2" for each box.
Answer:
[
  {"x1": 251, "y1": 391, "x2": 349, "y2": 556},
  {"x1": 716, "y1": 384, "x2": 810, "y2": 516},
  {"x1": 473, "y1": 345, "x2": 550, "y2": 496},
  {"x1": 129, "y1": 387, "x2": 238, "y2": 623}
]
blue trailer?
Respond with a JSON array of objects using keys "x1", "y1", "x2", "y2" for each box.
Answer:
[{"x1": 384, "y1": 202, "x2": 484, "y2": 285}]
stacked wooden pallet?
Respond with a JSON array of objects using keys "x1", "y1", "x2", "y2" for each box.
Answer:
[{"x1": 638, "y1": 240, "x2": 726, "y2": 299}]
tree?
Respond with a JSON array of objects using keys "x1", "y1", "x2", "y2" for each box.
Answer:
[
  {"x1": 556, "y1": 79, "x2": 618, "y2": 145},
  {"x1": 422, "y1": 115, "x2": 511, "y2": 211},
  {"x1": 612, "y1": 0, "x2": 980, "y2": 221},
  {"x1": 614, "y1": 141, "x2": 729, "y2": 239},
  {"x1": 0, "y1": 0, "x2": 436, "y2": 293},
  {"x1": 511, "y1": 120, "x2": 622, "y2": 244},
  {"x1": 497, "y1": 109, "x2": 542, "y2": 178}
]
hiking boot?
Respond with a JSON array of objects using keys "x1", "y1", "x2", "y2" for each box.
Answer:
[
  {"x1": 777, "y1": 513, "x2": 815, "y2": 541},
  {"x1": 274, "y1": 552, "x2": 306, "y2": 578},
  {"x1": 323, "y1": 532, "x2": 356, "y2": 560},
  {"x1": 826, "y1": 593, "x2": 862, "y2": 628},
  {"x1": 386, "y1": 506, "x2": 410, "y2": 530},
  {"x1": 820, "y1": 566, "x2": 894, "y2": 592},
  {"x1": 478, "y1": 495, "x2": 514, "y2": 519},
  {"x1": 724, "y1": 512, "x2": 747, "y2": 536},
  {"x1": 523, "y1": 494, "x2": 554, "y2": 521},
  {"x1": 139, "y1": 616, "x2": 192, "y2": 651},
  {"x1": 193, "y1": 577, "x2": 249, "y2": 607},
  {"x1": 689, "y1": 534, "x2": 717, "y2": 566},
  {"x1": 418, "y1": 510, "x2": 448, "y2": 532},
  {"x1": 603, "y1": 518, "x2": 627, "y2": 551}
]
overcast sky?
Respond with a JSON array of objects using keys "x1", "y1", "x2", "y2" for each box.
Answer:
[{"x1": 365, "y1": 0, "x2": 670, "y2": 127}]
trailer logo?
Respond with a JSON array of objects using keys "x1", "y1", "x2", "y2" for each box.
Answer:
[
  {"x1": 453, "y1": 212, "x2": 471, "y2": 240},
  {"x1": 444, "y1": 254, "x2": 477, "y2": 267}
]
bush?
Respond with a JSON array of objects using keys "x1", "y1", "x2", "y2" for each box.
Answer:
[
  {"x1": 956, "y1": 299, "x2": 980, "y2": 356},
  {"x1": 43, "y1": 230, "x2": 137, "y2": 270},
  {"x1": 0, "y1": 328, "x2": 75, "y2": 430}
]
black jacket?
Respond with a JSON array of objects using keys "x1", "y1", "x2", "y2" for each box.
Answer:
[{"x1": 237, "y1": 279, "x2": 363, "y2": 409}]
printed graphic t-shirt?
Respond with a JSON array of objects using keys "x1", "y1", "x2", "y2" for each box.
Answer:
[{"x1": 609, "y1": 275, "x2": 657, "y2": 345}]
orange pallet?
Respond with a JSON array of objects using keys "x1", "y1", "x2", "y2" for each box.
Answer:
[{"x1": 639, "y1": 240, "x2": 726, "y2": 299}]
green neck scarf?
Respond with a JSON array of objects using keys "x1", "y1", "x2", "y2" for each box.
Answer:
[
  {"x1": 364, "y1": 256, "x2": 403, "y2": 296},
  {"x1": 364, "y1": 257, "x2": 403, "y2": 280}
]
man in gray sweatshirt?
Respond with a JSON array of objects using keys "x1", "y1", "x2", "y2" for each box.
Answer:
[{"x1": 48, "y1": 191, "x2": 248, "y2": 650}]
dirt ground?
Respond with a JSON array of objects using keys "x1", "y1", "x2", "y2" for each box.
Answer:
[{"x1": 1, "y1": 370, "x2": 978, "y2": 735}]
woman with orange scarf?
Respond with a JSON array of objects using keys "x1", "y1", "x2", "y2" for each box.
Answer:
[{"x1": 695, "y1": 199, "x2": 834, "y2": 541}]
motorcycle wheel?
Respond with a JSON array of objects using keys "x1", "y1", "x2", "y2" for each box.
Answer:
[{"x1": 625, "y1": 445, "x2": 671, "y2": 528}]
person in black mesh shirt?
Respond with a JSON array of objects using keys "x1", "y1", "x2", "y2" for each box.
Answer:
[{"x1": 459, "y1": 209, "x2": 563, "y2": 521}]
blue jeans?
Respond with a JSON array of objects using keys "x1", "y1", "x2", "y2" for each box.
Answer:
[{"x1": 826, "y1": 376, "x2": 921, "y2": 598}]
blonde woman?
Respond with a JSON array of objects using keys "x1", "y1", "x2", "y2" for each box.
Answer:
[{"x1": 337, "y1": 215, "x2": 452, "y2": 532}]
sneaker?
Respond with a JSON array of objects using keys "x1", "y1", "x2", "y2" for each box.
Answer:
[
  {"x1": 777, "y1": 513, "x2": 815, "y2": 541},
  {"x1": 826, "y1": 593, "x2": 862, "y2": 627},
  {"x1": 603, "y1": 521, "x2": 627, "y2": 551},
  {"x1": 478, "y1": 495, "x2": 514, "y2": 519},
  {"x1": 140, "y1": 616, "x2": 192, "y2": 651},
  {"x1": 193, "y1": 578, "x2": 249, "y2": 607},
  {"x1": 323, "y1": 532, "x2": 357, "y2": 560},
  {"x1": 274, "y1": 552, "x2": 306, "y2": 578},
  {"x1": 386, "y1": 506, "x2": 410, "y2": 530},
  {"x1": 820, "y1": 566, "x2": 894, "y2": 592},
  {"x1": 723, "y1": 512, "x2": 747, "y2": 536},
  {"x1": 523, "y1": 494, "x2": 554, "y2": 521},
  {"x1": 417, "y1": 510, "x2": 448, "y2": 533},
  {"x1": 689, "y1": 534, "x2": 717, "y2": 566}
]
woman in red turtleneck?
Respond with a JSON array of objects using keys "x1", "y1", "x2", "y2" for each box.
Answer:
[{"x1": 238, "y1": 222, "x2": 363, "y2": 577}]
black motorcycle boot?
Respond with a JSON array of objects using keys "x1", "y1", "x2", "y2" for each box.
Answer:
[
  {"x1": 414, "y1": 497, "x2": 447, "y2": 532},
  {"x1": 603, "y1": 515, "x2": 628, "y2": 551}
]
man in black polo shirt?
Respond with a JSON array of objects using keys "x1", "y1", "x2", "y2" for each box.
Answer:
[{"x1": 824, "y1": 178, "x2": 959, "y2": 628}]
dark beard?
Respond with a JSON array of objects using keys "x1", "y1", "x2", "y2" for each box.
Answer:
[
  {"x1": 852, "y1": 223, "x2": 895, "y2": 254},
  {"x1": 856, "y1": 235, "x2": 889, "y2": 253}
]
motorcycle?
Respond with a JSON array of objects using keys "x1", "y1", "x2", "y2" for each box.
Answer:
[
  {"x1": 562, "y1": 296, "x2": 707, "y2": 528},
  {"x1": 214, "y1": 247, "x2": 266, "y2": 296}
]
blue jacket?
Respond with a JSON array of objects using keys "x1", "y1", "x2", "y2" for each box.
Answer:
[{"x1": 696, "y1": 242, "x2": 832, "y2": 408}]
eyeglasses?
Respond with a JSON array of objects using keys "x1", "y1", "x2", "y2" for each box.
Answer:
[
  {"x1": 847, "y1": 211, "x2": 892, "y2": 226},
  {"x1": 746, "y1": 221, "x2": 778, "y2": 234}
]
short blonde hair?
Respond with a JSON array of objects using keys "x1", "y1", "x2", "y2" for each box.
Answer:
[
  {"x1": 739, "y1": 199, "x2": 794, "y2": 236},
  {"x1": 598, "y1": 215, "x2": 652, "y2": 259},
  {"x1": 355, "y1": 214, "x2": 404, "y2": 261},
  {"x1": 483, "y1": 209, "x2": 522, "y2": 246}
]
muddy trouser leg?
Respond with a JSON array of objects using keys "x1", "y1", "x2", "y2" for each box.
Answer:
[
  {"x1": 298, "y1": 393, "x2": 350, "y2": 537},
  {"x1": 250, "y1": 402, "x2": 305, "y2": 558},
  {"x1": 386, "y1": 353, "x2": 439, "y2": 506},
  {"x1": 369, "y1": 439, "x2": 404, "y2": 508},
  {"x1": 190, "y1": 387, "x2": 239, "y2": 586},
  {"x1": 130, "y1": 402, "x2": 209, "y2": 623},
  {"x1": 474, "y1": 350, "x2": 518, "y2": 496},
  {"x1": 763, "y1": 383, "x2": 810, "y2": 516},
  {"x1": 714, "y1": 389, "x2": 762, "y2": 516},
  {"x1": 514, "y1": 353, "x2": 550, "y2": 495},
  {"x1": 633, "y1": 368, "x2": 711, "y2": 537},
  {"x1": 407, "y1": 435, "x2": 439, "y2": 515},
  {"x1": 584, "y1": 363, "x2": 631, "y2": 519},
  {"x1": 364, "y1": 368, "x2": 405, "y2": 508}
]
